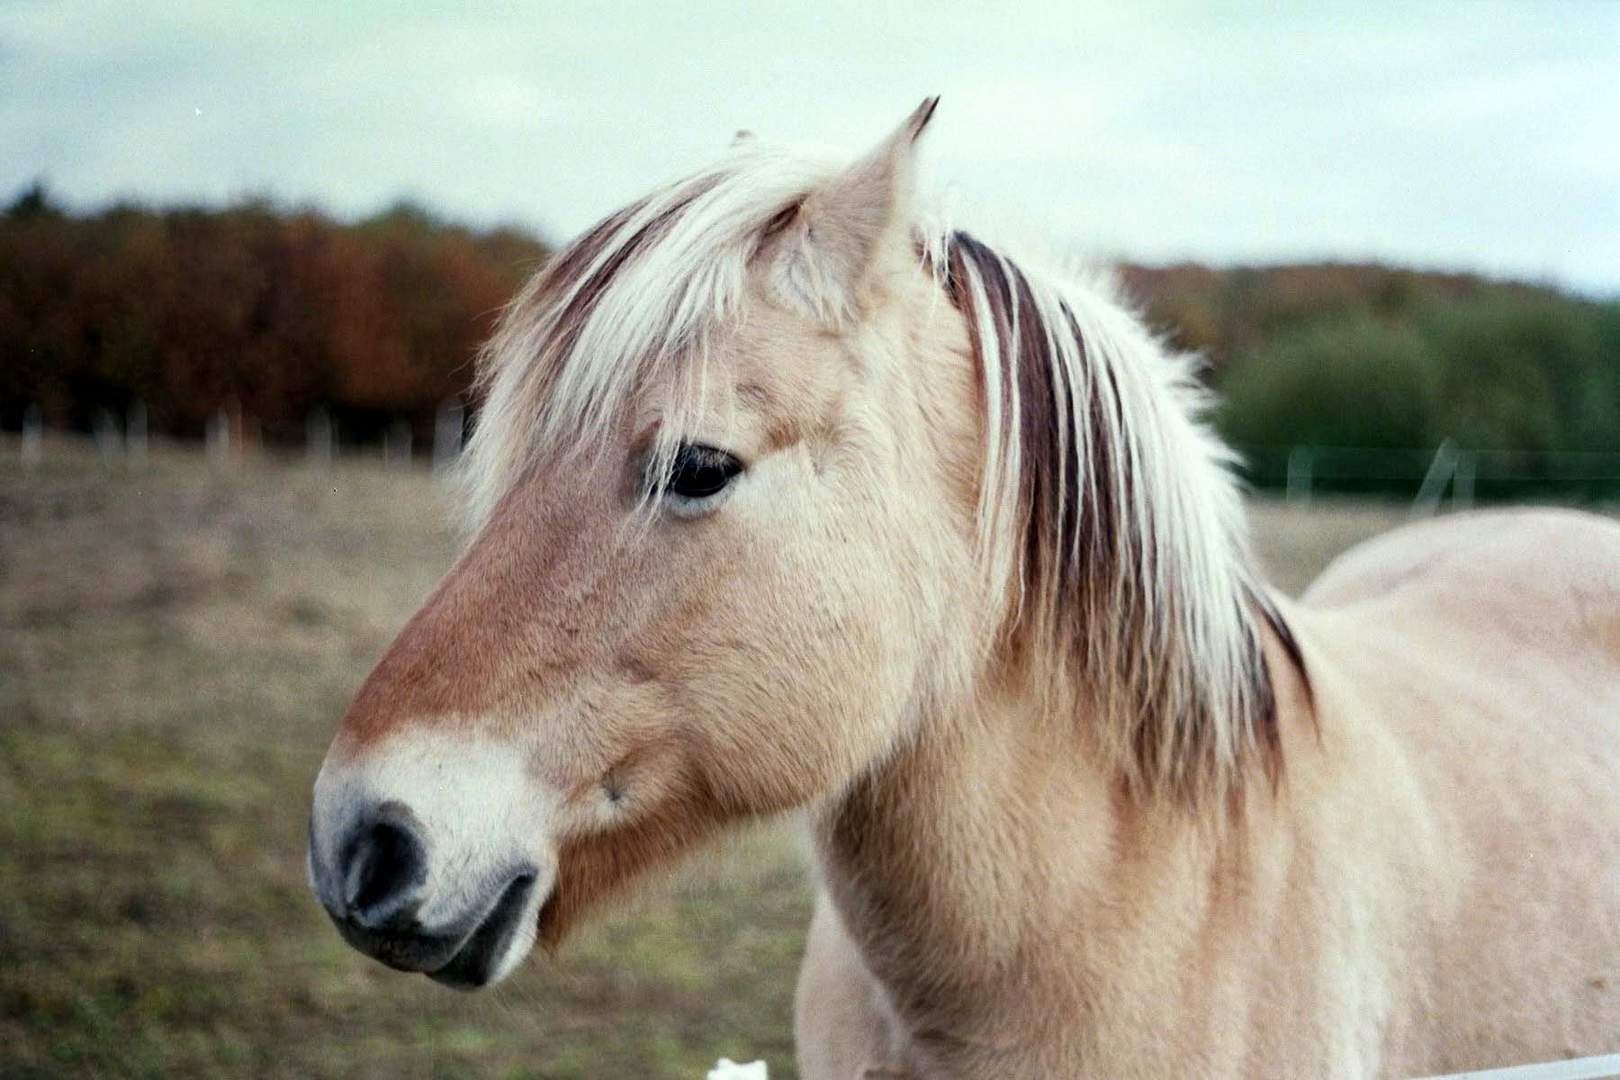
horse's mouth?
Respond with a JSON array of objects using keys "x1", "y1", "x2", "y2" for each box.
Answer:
[
  {"x1": 424, "y1": 871, "x2": 542, "y2": 990},
  {"x1": 325, "y1": 868, "x2": 543, "y2": 991}
]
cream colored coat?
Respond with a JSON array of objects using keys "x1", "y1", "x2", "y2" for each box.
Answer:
[
  {"x1": 308, "y1": 101, "x2": 1620, "y2": 1079},
  {"x1": 797, "y1": 509, "x2": 1620, "y2": 1077}
]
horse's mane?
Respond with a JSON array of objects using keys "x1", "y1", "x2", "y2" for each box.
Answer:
[
  {"x1": 462, "y1": 142, "x2": 1305, "y2": 804},
  {"x1": 936, "y1": 232, "x2": 1305, "y2": 801},
  {"x1": 462, "y1": 143, "x2": 846, "y2": 528}
]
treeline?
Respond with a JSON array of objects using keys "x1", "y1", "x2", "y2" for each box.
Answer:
[
  {"x1": 0, "y1": 184, "x2": 546, "y2": 444},
  {"x1": 1120, "y1": 263, "x2": 1620, "y2": 455},
  {"x1": 4, "y1": 185, "x2": 1618, "y2": 484}
]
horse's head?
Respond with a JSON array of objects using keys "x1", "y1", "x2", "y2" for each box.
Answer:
[{"x1": 307, "y1": 100, "x2": 985, "y2": 987}]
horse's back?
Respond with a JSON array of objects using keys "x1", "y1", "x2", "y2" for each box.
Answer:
[
  {"x1": 1307, "y1": 507, "x2": 1620, "y2": 633},
  {"x1": 1304, "y1": 506, "x2": 1620, "y2": 756},
  {"x1": 1299, "y1": 507, "x2": 1620, "y2": 1072}
]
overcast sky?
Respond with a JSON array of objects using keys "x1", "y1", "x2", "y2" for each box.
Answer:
[{"x1": 4, "y1": 2, "x2": 1617, "y2": 295}]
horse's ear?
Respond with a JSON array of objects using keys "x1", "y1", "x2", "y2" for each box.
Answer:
[{"x1": 780, "y1": 96, "x2": 938, "y2": 321}]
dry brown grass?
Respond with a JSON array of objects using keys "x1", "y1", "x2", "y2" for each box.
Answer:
[{"x1": 0, "y1": 440, "x2": 1580, "y2": 1078}]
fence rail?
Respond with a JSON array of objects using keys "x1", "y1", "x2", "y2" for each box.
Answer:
[
  {"x1": 1414, "y1": 1052, "x2": 1620, "y2": 1079},
  {"x1": 7, "y1": 398, "x2": 469, "y2": 472},
  {"x1": 1240, "y1": 443, "x2": 1620, "y2": 504},
  {"x1": 10, "y1": 422, "x2": 1620, "y2": 506}
]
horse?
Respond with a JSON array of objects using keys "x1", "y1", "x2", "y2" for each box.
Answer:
[{"x1": 307, "y1": 99, "x2": 1620, "y2": 1077}]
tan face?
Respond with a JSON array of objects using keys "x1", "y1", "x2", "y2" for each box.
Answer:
[{"x1": 307, "y1": 261, "x2": 981, "y2": 987}]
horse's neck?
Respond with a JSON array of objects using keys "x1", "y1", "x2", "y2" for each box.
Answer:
[
  {"x1": 805, "y1": 259, "x2": 1314, "y2": 1067},
  {"x1": 811, "y1": 675, "x2": 1297, "y2": 1067},
  {"x1": 812, "y1": 689, "x2": 1126, "y2": 1035}
]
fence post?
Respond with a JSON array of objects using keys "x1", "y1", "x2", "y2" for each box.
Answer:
[
  {"x1": 384, "y1": 417, "x2": 413, "y2": 469},
  {"x1": 1412, "y1": 440, "x2": 1459, "y2": 519},
  {"x1": 1286, "y1": 446, "x2": 1313, "y2": 507},
  {"x1": 126, "y1": 400, "x2": 148, "y2": 466},
  {"x1": 93, "y1": 408, "x2": 122, "y2": 465},
  {"x1": 306, "y1": 407, "x2": 333, "y2": 467},
  {"x1": 21, "y1": 403, "x2": 43, "y2": 467},
  {"x1": 206, "y1": 408, "x2": 231, "y2": 463},
  {"x1": 1453, "y1": 451, "x2": 1476, "y2": 509},
  {"x1": 433, "y1": 396, "x2": 464, "y2": 473}
]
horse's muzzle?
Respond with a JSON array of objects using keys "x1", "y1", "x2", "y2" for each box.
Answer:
[{"x1": 308, "y1": 800, "x2": 544, "y2": 989}]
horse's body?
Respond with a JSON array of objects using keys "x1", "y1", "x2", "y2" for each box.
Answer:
[
  {"x1": 308, "y1": 101, "x2": 1620, "y2": 1077},
  {"x1": 800, "y1": 508, "x2": 1620, "y2": 1077}
]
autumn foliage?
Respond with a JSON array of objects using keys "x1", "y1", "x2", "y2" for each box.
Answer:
[
  {"x1": 4, "y1": 183, "x2": 1617, "y2": 479},
  {"x1": 0, "y1": 185, "x2": 545, "y2": 444}
]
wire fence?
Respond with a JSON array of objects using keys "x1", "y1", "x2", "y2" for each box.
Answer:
[
  {"x1": 1414, "y1": 1053, "x2": 1620, "y2": 1080},
  {"x1": 1237, "y1": 443, "x2": 1620, "y2": 506},
  {"x1": 11, "y1": 410, "x2": 1620, "y2": 511},
  {"x1": 7, "y1": 398, "x2": 468, "y2": 473}
]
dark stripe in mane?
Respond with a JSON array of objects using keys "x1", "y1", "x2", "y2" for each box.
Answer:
[
  {"x1": 944, "y1": 233, "x2": 1087, "y2": 594},
  {"x1": 936, "y1": 229, "x2": 1309, "y2": 799}
]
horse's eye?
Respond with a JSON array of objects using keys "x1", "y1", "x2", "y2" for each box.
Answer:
[{"x1": 665, "y1": 444, "x2": 743, "y2": 502}]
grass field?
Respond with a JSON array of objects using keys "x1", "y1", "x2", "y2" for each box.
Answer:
[{"x1": 0, "y1": 442, "x2": 1568, "y2": 1078}]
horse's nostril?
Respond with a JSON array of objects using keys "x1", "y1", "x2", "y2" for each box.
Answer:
[{"x1": 340, "y1": 804, "x2": 428, "y2": 930}]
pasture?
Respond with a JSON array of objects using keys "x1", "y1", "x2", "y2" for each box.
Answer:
[{"x1": 0, "y1": 442, "x2": 1597, "y2": 1078}]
